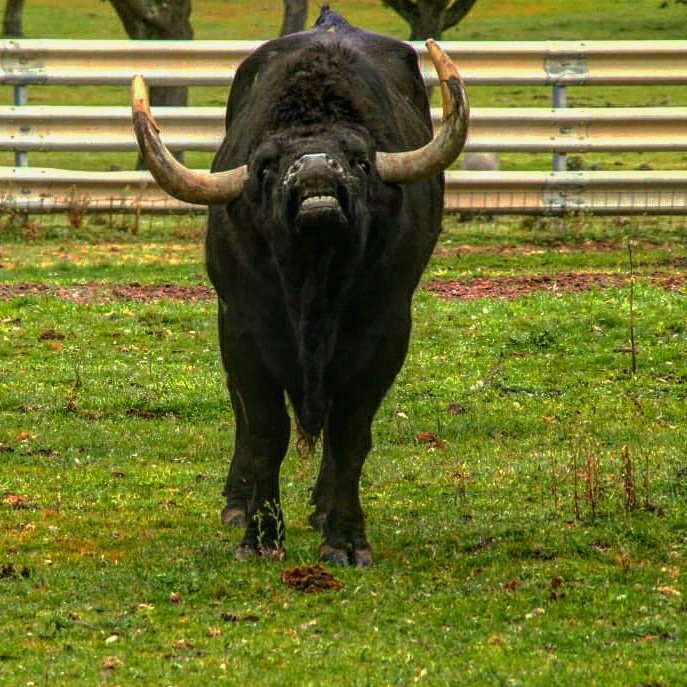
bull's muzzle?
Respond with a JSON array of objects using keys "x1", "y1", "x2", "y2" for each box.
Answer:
[
  {"x1": 283, "y1": 153, "x2": 344, "y2": 188},
  {"x1": 283, "y1": 153, "x2": 349, "y2": 230}
]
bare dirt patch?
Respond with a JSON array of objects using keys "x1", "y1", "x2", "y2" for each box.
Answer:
[
  {"x1": 1, "y1": 273, "x2": 685, "y2": 304},
  {"x1": 0, "y1": 282, "x2": 213, "y2": 303},
  {"x1": 426, "y1": 272, "x2": 687, "y2": 300}
]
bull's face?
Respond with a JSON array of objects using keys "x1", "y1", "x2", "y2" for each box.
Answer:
[
  {"x1": 246, "y1": 131, "x2": 375, "y2": 254},
  {"x1": 237, "y1": 130, "x2": 382, "y2": 296}
]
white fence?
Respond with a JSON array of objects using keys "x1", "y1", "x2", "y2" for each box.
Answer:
[{"x1": 2, "y1": 39, "x2": 687, "y2": 215}]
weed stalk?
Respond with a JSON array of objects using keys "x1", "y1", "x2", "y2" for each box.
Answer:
[
  {"x1": 584, "y1": 449, "x2": 600, "y2": 521},
  {"x1": 627, "y1": 240, "x2": 637, "y2": 375},
  {"x1": 621, "y1": 444, "x2": 637, "y2": 513}
]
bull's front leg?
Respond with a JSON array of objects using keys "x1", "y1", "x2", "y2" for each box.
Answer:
[
  {"x1": 316, "y1": 315, "x2": 411, "y2": 568},
  {"x1": 225, "y1": 382, "x2": 290, "y2": 561},
  {"x1": 318, "y1": 409, "x2": 374, "y2": 568},
  {"x1": 219, "y1": 318, "x2": 290, "y2": 560},
  {"x1": 310, "y1": 310, "x2": 410, "y2": 568}
]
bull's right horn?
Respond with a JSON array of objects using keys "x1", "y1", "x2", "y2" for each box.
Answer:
[
  {"x1": 131, "y1": 75, "x2": 248, "y2": 205},
  {"x1": 376, "y1": 40, "x2": 469, "y2": 184}
]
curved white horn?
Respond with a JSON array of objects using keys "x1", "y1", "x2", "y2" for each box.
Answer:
[
  {"x1": 376, "y1": 40, "x2": 469, "y2": 184},
  {"x1": 131, "y1": 75, "x2": 248, "y2": 205}
]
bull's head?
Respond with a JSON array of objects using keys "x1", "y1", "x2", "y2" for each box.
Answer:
[{"x1": 130, "y1": 40, "x2": 469, "y2": 205}]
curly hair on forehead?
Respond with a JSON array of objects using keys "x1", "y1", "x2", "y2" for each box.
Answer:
[{"x1": 263, "y1": 42, "x2": 389, "y2": 141}]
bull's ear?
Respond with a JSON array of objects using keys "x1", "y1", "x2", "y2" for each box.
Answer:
[
  {"x1": 131, "y1": 75, "x2": 248, "y2": 204},
  {"x1": 375, "y1": 40, "x2": 469, "y2": 183}
]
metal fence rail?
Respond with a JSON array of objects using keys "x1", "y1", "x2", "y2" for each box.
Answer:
[
  {"x1": 3, "y1": 168, "x2": 687, "y2": 216},
  {"x1": 2, "y1": 105, "x2": 687, "y2": 153},
  {"x1": 2, "y1": 39, "x2": 687, "y2": 215},
  {"x1": 3, "y1": 39, "x2": 687, "y2": 86}
]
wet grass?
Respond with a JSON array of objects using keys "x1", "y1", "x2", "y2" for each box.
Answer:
[
  {"x1": 1, "y1": 213, "x2": 687, "y2": 686},
  {"x1": 1, "y1": 3, "x2": 687, "y2": 684}
]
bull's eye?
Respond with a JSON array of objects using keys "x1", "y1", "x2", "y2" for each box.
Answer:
[
  {"x1": 356, "y1": 158, "x2": 371, "y2": 175},
  {"x1": 257, "y1": 164, "x2": 272, "y2": 184},
  {"x1": 253, "y1": 151, "x2": 279, "y2": 185}
]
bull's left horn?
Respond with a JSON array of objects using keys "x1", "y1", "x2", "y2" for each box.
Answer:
[
  {"x1": 376, "y1": 40, "x2": 469, "y2": 184},
  {"x1": 131, "y1": 75, "x2": 248, "y2": 205}
]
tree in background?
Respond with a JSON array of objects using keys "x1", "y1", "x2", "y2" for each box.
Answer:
[
  {"x1": 381, "y1": 0, "x2": 478, "y2": 40},
  {"x1": 2, "y1": 0, "x2": 193, "y2": 115},
  {"x1": 280, "y1": 0, "x2": 307, "y2": 36},
  {"x1": 108, "y1": 0, "x2": 193, "y2": 42},
  {"x1": 108, "y1": 0, "x2": 192, "y2": 165},
  {"x1": 2, "y1": 0, "x2": 24, "y2": 36}
]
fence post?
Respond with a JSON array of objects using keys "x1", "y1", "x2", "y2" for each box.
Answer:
[
  {"x1": 14, "y1": 83, "x2": 28, "y2": 167},
  {"x1": 552, "y1": 83, "x2": 566, "y2": 172}
]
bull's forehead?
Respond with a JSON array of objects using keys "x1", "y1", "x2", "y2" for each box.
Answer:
[{"x1": 272, "y1": 128, "x2": 370, "y2": 162}]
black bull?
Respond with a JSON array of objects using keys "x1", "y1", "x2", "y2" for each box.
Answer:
[{"x1": 131, "y1": 8, "x2": 469, "y2": 567}]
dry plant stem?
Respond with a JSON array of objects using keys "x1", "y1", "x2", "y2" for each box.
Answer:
[
  {"x1": 621, "y1": 444, "x2": 637, "y2": 513},
  {"x1": 627, "y1": 240, "x2": 637, "y2": 375},
  {"x1": 585, "y1": 451, "x2": 600, "y2": 521},
  {"x1": 572, "y1": 446, "x2": 581, "y2": 522}
]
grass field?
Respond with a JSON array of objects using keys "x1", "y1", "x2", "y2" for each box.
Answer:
[
  {"x1": 0, "y1": 212, "x2": 687, "y2": 686},
  {"x1": 2, "y1": 213, "x2": 686, "y2": 686},
  {"x1": 2, "y1": 2, "x2": 687, "y2": 686}
]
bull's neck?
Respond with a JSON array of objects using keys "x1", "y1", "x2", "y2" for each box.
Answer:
[{"x1": 279, "y1": 245, "x2": 355, "y2": 435}]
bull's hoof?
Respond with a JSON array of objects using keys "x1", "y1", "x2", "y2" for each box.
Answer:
[
  {"x1": 308, "y1": 509, "x2": 327, "y2": 532},
  {"x1": 235, "y1": 543, "x2": 285, "y2": 562},
  {"x1": 353, "y1": 547, "x2": 373, "y2": 568},
  {"x1": 221, "y1": 505, "x2": 246, "y2": 527},
  {"x1": 319, "y1": 543, "x2": 373, "y2": 568}
]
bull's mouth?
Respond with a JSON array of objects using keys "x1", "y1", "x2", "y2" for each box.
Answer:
[
  {"x1": 287, "y1": 186, "x2": 349, "y2": 230},
  {"x1": 297, "y1": 193, "x2": 348, "y2": 229},
  {"x1": 300, "y1": 194, "x2": 342, "y2": 213}
]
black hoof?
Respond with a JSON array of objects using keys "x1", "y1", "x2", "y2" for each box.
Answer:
[
  {"x1": 354, "y1": 547, "x2": 373, "y2": 568},
  {"x1": 319, "y1": 543, "x2": 373, "y2": 568},
  {"x1": 235, "y1": 543, "x2": 286, "y2": 562}
]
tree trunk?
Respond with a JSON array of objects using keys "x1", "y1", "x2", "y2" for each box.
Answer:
[
  {"x1": 108, "y1": 0, "x2": 193, "y2": 167},
  {"x1": 108, "y1": 0, "x2": 193, "y2": 40},
  {"x1": 381, "y1": 0, "x2": 478, "y2": 40},
  {"x1": 3, "y1": 0, "x2": 25, "y2": 36},
  {"x1": 411, "y1": 0, "x2": 446, "y2": 40},
  {"x1": 280, "y1": 0, "x2": 307, "y2": 36}
]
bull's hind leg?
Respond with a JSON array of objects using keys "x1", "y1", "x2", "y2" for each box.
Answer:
[
  {"x1": 308, "y1": 450, "x2": 334, "y2": 532},
  {"x1": 219, "y1": 321, "x2": 290, "y2": 559}
]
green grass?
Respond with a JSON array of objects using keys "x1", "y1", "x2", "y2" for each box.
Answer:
[
  {"x1": 2, "y1": 2, "x2": 687, "y2": 684},
  {"x1": 1, "y1": 213, "x2": 687, "y2": 686}
]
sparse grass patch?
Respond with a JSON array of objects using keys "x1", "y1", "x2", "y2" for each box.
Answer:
[
  {"x1": 2, "y1": 213, "x2": 686, "y2": 686},
  {"x1": 2, "y1": 2, "x2": 687, "y2": 684}
]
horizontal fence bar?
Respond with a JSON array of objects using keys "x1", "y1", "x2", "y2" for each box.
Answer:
[
  {"x1": 2, "y1": 105, "x2": 687, "y2": 154},
  {"x1": 2, "y1": 39, "x2": 687, "y2": 87},
  {"x1": 2, "y1": 167, "x2": 687, "y2": 215},
  {"x1": 444, "y1": 171, "x2": 687, "y2": 215}
]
